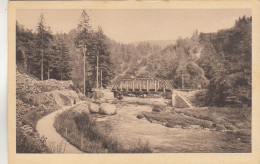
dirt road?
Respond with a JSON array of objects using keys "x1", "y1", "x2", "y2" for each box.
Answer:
[{"x1": 36, "y1": 103, "x2": 84, "y2": 153}]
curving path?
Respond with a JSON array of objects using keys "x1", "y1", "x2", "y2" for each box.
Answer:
[{"x1": 36, "y1": 102, "x2": 85, "y2": 153}]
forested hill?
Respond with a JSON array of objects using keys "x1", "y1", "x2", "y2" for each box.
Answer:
[
  {"x1": 131, "y1": 40, "x2": 176, "y2": 48},
  {"x1": 108, "y1": 16, "x2": 252, "y2": 106},
  {"x1": 16, "y1": 10, "x2": 251, "y2": 106},
  {"x1": 108, "y1": 29, "x2": 206, "y2": 88}
]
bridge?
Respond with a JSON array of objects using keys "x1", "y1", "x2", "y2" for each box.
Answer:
[{"x1": 111, "y1": 78, "x2": 174, "y2": 93}]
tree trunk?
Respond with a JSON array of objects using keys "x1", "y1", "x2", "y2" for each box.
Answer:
[
  {"x1": 22, "y1": 50, "x2": 28, "y2": 72},
  {"x1": 41, "y1": 50, "x2": 44, "y2": 81},
  {"x1": 182, "y1": 71, "x2": 184, "y2": 89},
  {"x1": 83, "y1": 45, "x2": 86, "y2": 95},
  {"x1": 48, "y1": 67, "x2": 50, "y2": 80},
  {"x1": 80, "y1": 133, "x2": 83, "y2": 150},
  {"x1": 100, "y1": 69, "x2": 102, "y2": 89},
  {"x1": 96, "y1": 55, "x2": 99, "y2": 89}
]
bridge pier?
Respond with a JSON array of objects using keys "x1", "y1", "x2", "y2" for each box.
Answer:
[
  {"x1": 126, "y1": 80, "x2": 129, "y2": 91},
  {"x1": 155, "y1": 80, "x2": 157, "y2": 92},
  {"x1": 120, "y1": 81, "x2": 123, "y2": 91},
  {"x1": 139, "y1": 80, "x2": 142, "y2": 91},
  {"x1": 146, "y1": 79, "x2": 149, "y2": 91},
  {"x1": 132, "y1": 80, "x2": 135, "y2": 91}
]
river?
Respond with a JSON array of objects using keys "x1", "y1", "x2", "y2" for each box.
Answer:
[{"x1": 95, "y1": 98, "x2": 251, "y2": 153}]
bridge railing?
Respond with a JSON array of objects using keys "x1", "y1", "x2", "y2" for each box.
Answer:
[{"x1": 111, "y1": 78, "x2": 174, "y2": 93}]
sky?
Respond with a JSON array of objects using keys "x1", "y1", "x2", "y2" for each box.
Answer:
[{"x1": 16, "y1": 9, "x2": 251, "y2": 43}]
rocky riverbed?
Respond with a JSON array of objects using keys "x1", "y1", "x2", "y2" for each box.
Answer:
[{"x1": 95, "y1": 97, "x2": 251, "y2": 153}]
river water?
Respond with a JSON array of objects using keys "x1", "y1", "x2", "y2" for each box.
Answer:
[{"x1": 95, "y1": 98, "x2": 251, "y2": 153}]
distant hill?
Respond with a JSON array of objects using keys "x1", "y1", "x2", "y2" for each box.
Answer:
[{"x1": 132, "y1": 40, "x2": 176, "y2": 48}]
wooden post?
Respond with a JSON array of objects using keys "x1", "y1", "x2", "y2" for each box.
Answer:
[
  {"x1": 126, "y1": 80, "x2": 129, "y2": 91},
  {"x1": 163, "y1": 84, "x2": 166, "y2": 92},
  {"x1": 120, "y1": 81, "x2": 123, "y2": 91}
]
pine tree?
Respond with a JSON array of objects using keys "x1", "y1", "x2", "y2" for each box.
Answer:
[
  {"x1": 34, "y1": 14, "x2": 53, "y2": 80},
  {"x1": 88, "y1": 27, "x2": 112, "y2": 89},
  {"x1": 56, "y1": 35, "x2": 71, "y2": 80},
  {"x1": 16, "y1": 22, "x2": 34, "y2": 73},
  {"x1": 75, "y1": 10, "x2": 93, "y2": 95}
]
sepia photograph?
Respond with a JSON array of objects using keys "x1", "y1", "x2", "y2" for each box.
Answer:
[
  {"x1": 8, "y1": 1, "x2": 260, "y2": 163},
  {"x1": 14, "y1": 8, "x2": 252, "y2": 154}
]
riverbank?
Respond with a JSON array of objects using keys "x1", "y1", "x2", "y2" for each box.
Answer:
[
  {"x1": 143, "y1": 106, "x2": 251, "y2": 135},
  {"x1": 53, "y1": 102, "x2": 152, "y2": 153}
]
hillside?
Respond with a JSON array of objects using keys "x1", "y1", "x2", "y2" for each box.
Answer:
[
  {"x1": 16, "y1": 71, "x2": 84, "y2": 153},
  {"x1": 132, "y1": 40, "x2": 176, "y2": 48}
]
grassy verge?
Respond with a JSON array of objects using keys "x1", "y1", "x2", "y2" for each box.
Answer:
[
  {"x1": 143, "y1": 106, "x2": 251, "y2": 135},
  {"x1": 54, "y1": 107, "x2": 152, "y2": 153}
]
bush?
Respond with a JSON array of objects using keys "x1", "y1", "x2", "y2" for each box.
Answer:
[
  {"x1": 16, "y1": 127, "x2": 46, "y2": 153},
  {"x1": 152, "y1": 105, "x2": 165, "y2": 112},
  {"x1": 21, "y1": 110, "x2": 41, "y2": 130}
]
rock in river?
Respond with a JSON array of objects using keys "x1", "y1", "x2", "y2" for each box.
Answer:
[
  {"x1": 99, "y1": 103, "x2": 117, "y2": 115},
  {"x1": 89, "y1": 103, "x2": 100, "y2": 113}
]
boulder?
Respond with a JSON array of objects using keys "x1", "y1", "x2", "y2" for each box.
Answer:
[
  {"x1": 128, "y1": 93, "x2": 136, "y2": 97},
  {"x1": 99, "y1": 103, "x2": 117, "y2": 115},
  {"x1": 89, "y1": 103, "x2": 100, "y2": 113}
]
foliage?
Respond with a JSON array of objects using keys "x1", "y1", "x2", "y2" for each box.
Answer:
[
  {"x1": 16, "y1": 127, "x2": 46, "y2": 153},
  {"x1": 199, "y1": 16, "x2": 252, "y2": 106}
]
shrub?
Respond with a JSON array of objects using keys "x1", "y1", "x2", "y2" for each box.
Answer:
[
  {"x1": 16, "y1": 127, "x2": 46, "y2": 153},
  {"x1": 21, "y1": 110, "x2": 41, "y2": 130},
  {"x1": 152, "y1": 105, "x2": 165, "y2": 112}
]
